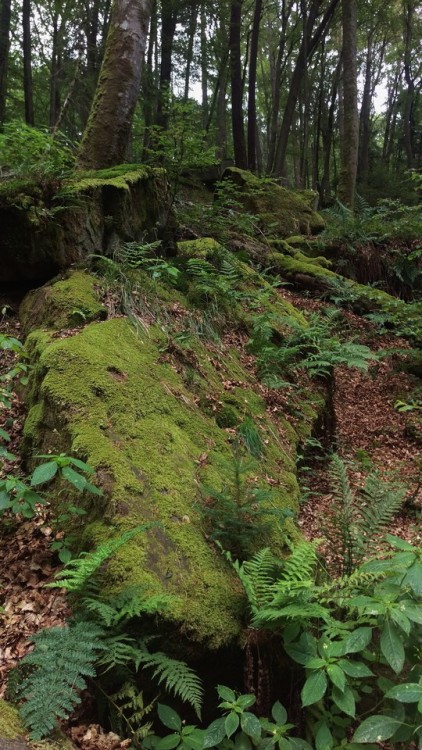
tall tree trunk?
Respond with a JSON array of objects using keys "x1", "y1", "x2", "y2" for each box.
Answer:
[
  {"x1": 184, "y1": 1, "x2": 198, "y2": 101},
  {"x1": 78, "y1": 0, "x2": 152, "y2": 169},
  {"x1": 229, "y1": 0, "x2": 247, "y2": 168},
  {"x1": 22, "y1": 0, "x2": 34, "y2": 125},
  {"x1": 0, "y1": 0, "x2": 11, "y2": 125},
  {"x1": 273, "y1": 0, "x2": 340, "y2": 177},
  {"x1": 320, "y1": 57, "x2": 341, "y2": 204},
  {"x1": 403, "y1": 0, "x2": 415, "y2": 168},
  {"x1": 200, "y1": 0, "x2": 208, "y2": 127},
  {"x1": 357, "y1": 33, "x2": 373, "y2": 184},
  {"x1": 338, "y1": 0, "x2": 358, "y2": 208},
  {"x1": 156, "y1": 0, "x2": 176, "y2": 130},
  {"x1": 247, "y1": 0, "x2": 263, "y2": 171},
  {"x1": 49, "y1": 16, "x2": 61, "y2": 128}
]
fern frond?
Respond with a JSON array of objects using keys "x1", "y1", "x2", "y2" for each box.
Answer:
[
  {"x1": 47, "y1": 524, "x2": 154, "y2": 592},
  {"x1": 83, "y1": 586, "x2": 172, "y2": 627},
  {"x1": 355, "y1": 475, "x2": 405, "y2": 556},
  {"x1": 19, "y1": 621, "x2": 104, "y2": 739},
  {"x1": 135, "y1": 650, "x2": 203, "y2": 718},
  {"x1": 277, "y1": 539, "x2": 319, "y2": 588},
  {"x1": 108, "y1": 681, "x2": 156, "y2": 742},
  {"x1": 238, "y1": 547, "x2": 279, "y2": 613}
]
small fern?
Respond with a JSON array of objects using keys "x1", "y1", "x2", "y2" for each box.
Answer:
[
  {"x1": 47, "y1": 524, "x2": 154, "y2": 592},
  {"x1": 134, "y1": 648, "x2": 204, "y2": 718},
  {"x1": 19, "y1": 621, "x2": 104, "y2": 740}
]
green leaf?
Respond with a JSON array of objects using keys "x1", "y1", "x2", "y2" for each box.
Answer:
[
  {"x1": 338, "y1": 660, "x2": 374, "y2": 678},
  {"x1": 386, "y1": 683, "x2": 422, "y2": 703},
  {"x1": 402, "y1": 562, "x2": 422, "y2": 596},
  {"x1": 327, "y1": 665, "x2": 346, "y2": 692},
  {"x1": 315, "y1": 721, "x2": 333, "y2": 750},
  {"x1": 304, "y1": 658, "x2": 326, "y2": 670},
  {"x1": 331, "y1": 685, "x2": 355, "y2": 717},
  {"x1": 401, "y1": 600, "x2": 422, "y2": 624},
  {"x1": 225, "y1": 712, "x2": 239, "y2": 738},
  {"x1": 385, "y1": 534, "x2": 414, "y2": 550},
  {"x1": 352, "y1": 716, "x2": 402, "y2": 743},
  {"x1": 217, "y1": 686, "x2": 236, "y2": 703},
  {"x1": 0, "y1": 447, "x2": 17, "y2": 460},
  {"x1": 204, "y1": 718, "x2": 226, "y2": 748},
  {"x1": 344, "y1": 627, "x2": 372, "y2": 654},
  {"x1": 271, "y1": 701, "x2": 287, "y2": 725},
  {"x1": 390, "y1": 608, "x2": 411, "y2": 635},
  {"x1": 301, "y1": 671, "x2": 328, "y2": 707},
  {"x1": 61, "y1": 465, "x2": 88, "y2": 491},
  {"x1": 157, "y1": 735, "x2": 181, "y2": 750},
  {"x1": 30, "y1": 461, "x2": 58, "y2": 486},
  {"x1": 234, "y1": 732, "x2": 252, "y2": 750},
  {"x1": 68, "y1": 457, "x2": 94, "y2": 473},
  {"x1": 0, "y1": 492, "x2": 12, "y2": 510},
  {"x1": 0, "y1": 427, "x2": 10, "y2": 441},
  {"x1": 236, "y1": 695, "x2": 256, "y2": 710},
  {"x1": 380, "y1": 622, "x2": 404, "y2": 674},
  {"x1": 158, "y1": 704, "x2": 182, "y2": 732},
  {"x1": 240, "y1": 712, "x2": 261, "y2": 739}
]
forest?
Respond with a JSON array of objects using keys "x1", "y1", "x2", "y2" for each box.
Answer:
[{"x1": 0, "y1": 0, "x2": 421, "y2": 749}]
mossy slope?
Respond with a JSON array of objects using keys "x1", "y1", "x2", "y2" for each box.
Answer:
[
  {"x1": 0, "y1": 698, "x2": 74, "y2": 748},
  {"x1": 21, "y1": 269, "x2": 325, "y2": 649}
]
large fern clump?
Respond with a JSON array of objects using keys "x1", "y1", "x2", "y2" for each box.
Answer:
[{"x1": 17, "y1": 526, "x2": 204, "y2": 739}]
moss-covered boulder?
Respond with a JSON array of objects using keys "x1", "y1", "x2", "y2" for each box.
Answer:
[
  {"x1": 221, "y1": 168, "x2": 325, "y2": 238},
  {"x1": 0, "y1": 698, "x2": 75, "y2": 749},
  {"x1": 19, "y1": 271, "x2": 107, "y2": 333},
  {"x1": 0, "y1": 165, "x2": 176, "y2": 284},
  {"x1": 21, "y1": 270, "x2": 325, "y2": 652}
]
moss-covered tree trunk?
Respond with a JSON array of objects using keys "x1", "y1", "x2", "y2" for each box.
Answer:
[{"x1": 78, "y1": 0, "x2": 151, "y2": 169}]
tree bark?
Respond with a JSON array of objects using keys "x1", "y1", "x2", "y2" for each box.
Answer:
[
  {"x1": 22, "y1": 0, "x2": 34, "y2": 125},
  {"x1": 403, "y1": 0, "x2": 415, "y2": 169},
  {"x1": 229, "y1": 0, "x2": 247, "y2": 168},
  {"x1": 78, "y1": 0, "x2": 152, "y2": 169},
  {"x1": 156, "y1": 0, "x2": 177, "y2": 130},
  {"x1": 0, "y1": 0, "x2": 11, "y2": 125},
  {"x1": 247, "y1": 0, "x2": 263, "y2": 171},
  {"x1": 338, "y1": 0, "x2": 358, "y2": 208}
]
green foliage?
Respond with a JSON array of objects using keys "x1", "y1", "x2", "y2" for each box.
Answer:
[
  {"x1": 320, "y1": 455, "x2": 406, "y2": 575},
  {"x1": 201, "y1": 446, "x2": 293, "y2": 559},
  {"x1": 0, "y1": 121, "x2": 75, "y2": 181},
  {"x1": 247, "y1": 309, "x2": 375, "y2": 385},
  {"x1": 231, "y1": 530, "x2": 422, "y2": 749},
  {"x1": 144, "y1": 687, "x2": 311, "y2": 750},
  {"x1": 18, "y1": 621, "x2": 104, "y2": 740},
  {"x1": 18, "y1": 527, "x2": 203, "y2": 739}
]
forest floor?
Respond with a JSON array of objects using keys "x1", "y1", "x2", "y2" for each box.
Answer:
[{"x1": 0, "y1": 286, "x2": 420, "y2": 749}]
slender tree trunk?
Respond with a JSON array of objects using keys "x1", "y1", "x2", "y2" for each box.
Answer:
[
  {"x1": 273, "y1": 0, "x2": 340, "y2": 177},
  {"x1": 320, "y1": 56, "x2": 341, "y2": 204},
  {"x1": 357, "y1": 33, "x2": 373, "y2": 184},
  {"x1": 247, "y1": 0, "x2": 263, "y2": 171},
  {"x1": 22, "y1": 0, "x2": 34, "y2": 124},
  {"x1": 200, "y1": 0, "x2": 208, "y2": 127},
  {"x1": 156, "y1": 0, "x2": 176, "y2": 130},
  {"x1": 229, "y1": 0, "x2": 247, "y2": 168},
  {"x1": 338, "y1": 0, "x2": 358, "y2": 208},
  {"x1": 0, "y1": 0, "x2": 11, "y2": 124},
  {"x1": 78, "y1": 0, "x2": 152, "y2": 169},
  {"x1": 184, "y1": 2, "x2": 198, "y2": 101},
  {"x1": 403, "y1": 0, "x2": 415, "y2": 168}
]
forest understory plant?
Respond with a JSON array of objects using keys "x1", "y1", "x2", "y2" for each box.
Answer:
[{"x1": 14, "y1": 525, "x2": 204, "y2": 741}]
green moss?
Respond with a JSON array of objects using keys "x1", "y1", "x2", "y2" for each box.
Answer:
[
  {"x1": 62, "y1": 164, "x2": 162, "y2": 194},
  {"x1": 222, "y1": 168, "x2": 325, "y2": 238},
  {"x1": 0, "y1": 699, "x2": 73, "y2": 749},
  {"x1": 20, "y1": 271, "x2": 106, "y2": 334},
  {"x1": 177, "y1": 238, "x2": 225, "y2": 259}
]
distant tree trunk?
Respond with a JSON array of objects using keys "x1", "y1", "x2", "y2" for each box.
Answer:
[
  {"x1": 338, "y1": 0, "x2": 358, "y2": 207},
  {"x1": 0, "y1": 0, "x2": 11, "y2": 125},
  {"x1": 183, "y1": 2, "x2": 198, "y2": 101},
  {"x1": 382, "y1": 65, "x2": 400, "y2": 166},
  {"x1": 49, "y1": 15, "x2": 61, "y2": 128},
  {"x1": 320, "y1": 57, "x2": 341, "y2": 204},
  {"x1": 78, "y1": 0, "x2": 152, "y2": 169},
  {"x1": 403, "y1": 0, "x2": 415, "y2": 168},
  {"x1": 200, "y1": 0, "x2": 208, "y2": 127},
  {"x1": 357, "y1": 33, "x2": 373, "y2": 184},
  {"x1": 247, "y1": 0, "x2": 263, "y2": 171},
  {"x1": 273, "y1": 0, "x2": 340, "y2": 177},
  {"x1": 229, "y1": 0, "x2": 247, "y2": 168},
  {"x1": 22, "y1": 0, "x2": 34, "y2": 125},
  {"x1": 156, "y1": 0, "x2": 177, "y2": 130}
]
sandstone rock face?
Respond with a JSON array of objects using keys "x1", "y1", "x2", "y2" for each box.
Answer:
[{"x1": 0, "y1": 166, "x2": 175, "y2": 284}]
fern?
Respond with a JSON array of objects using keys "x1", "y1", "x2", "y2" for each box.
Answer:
[
  {"x1": 19, "y1": 621, "x2": 104, "y2": 739},
  {"x1": 82, "y1": 586, "x2": 172, "y2": 627},
  {"x1": 232, "y1": 547, "x2": 279, "y2": 615},
  {"x1": 47, "y1": 524, "x2": 154, "y2": 592},
  {"x1": 108, "y1": 681, "x2": 155, "y2": 745},
  {"x1": 321, "y1": 456, "x2": 406, "y2": 574},
  {"x1": 134, "y1": 648, "x2": 203, "y2": 718}
]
